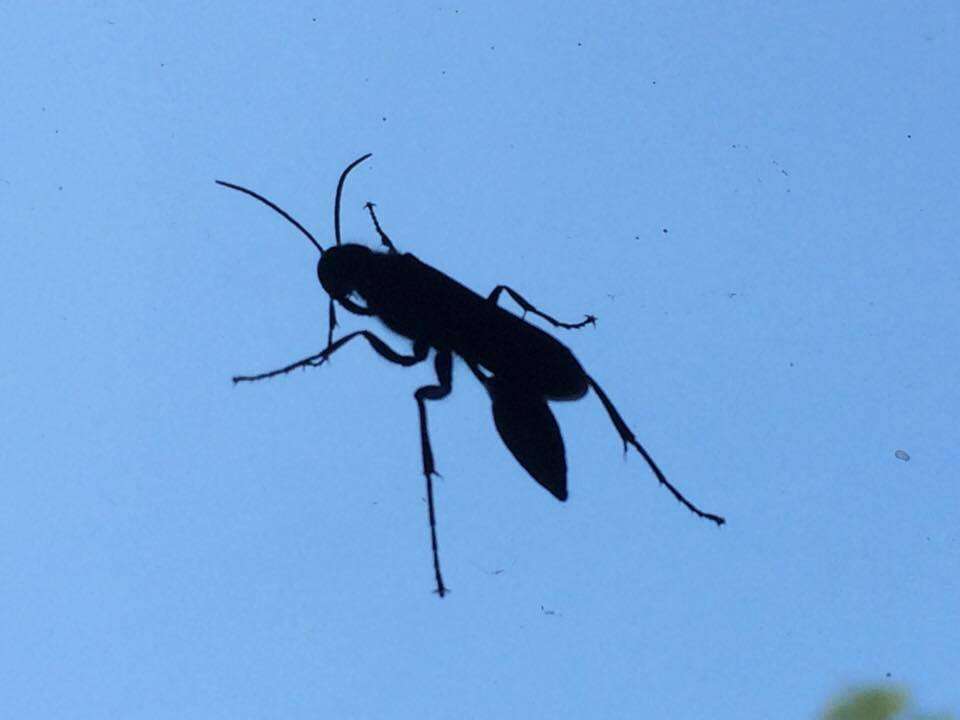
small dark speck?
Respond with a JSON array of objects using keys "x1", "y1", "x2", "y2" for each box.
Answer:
[
  {"x1": 58, "y1": 185, "x2": 63, "y2": 191},
  {"x1": 441, "y1": 70, "x2": 446, "y2": 75},
  {"x1": 160, "y1": 62, "x2": 165, "y2": 67},
  {"x1": 490, "y1": 44, "x2": 495, "y2": 50},
  {"x1": 577, "y1": 42, "x2": 582, "y2": 47},
  {"x1": 491, "y1": 569, "x2": 504, "y2": 575},
  {"x1": 55, "y1": 129, "x2": 60, "y2": 134},
  {"x1": 540, "y1": 605, "x2": 556, "y2": 616},
  {"x1": 106, "y1": 19, "x2": 116, "y2": 25},
  {"x1": 781, "y1": 169, "x2": 789, "y2": 176},
  {"x1": 907, "y1": 134, "x2": 912, "y2": 139},
  {"x1": 634, "y1": 235, "x2": 640, "y2": 240},
  {"x1": 312, "y1": 17, "x2": 317, "y2": 21},
  {"x1": 727, "y1": 292, "x2": 737, "y2": 298},
  {"x1": 652, "y1": 80, "x2": 657, "y2": 85},
  {"x1": 895, "y1": 449, "x2": 910, "y2": 462},
  {"x1": 885, "y1": 672, "x2": 892, "y2": 678},
  {"x1": 789, "y1": 362, "x2": 795, "y2": 367},
  {"x1": 662, "y1": 228, "x2": 668, "y2": 234},
  {"x1": 381, "y1": 116, "x2": 387, "y2": 122}
]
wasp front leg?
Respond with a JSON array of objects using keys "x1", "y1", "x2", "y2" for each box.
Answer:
[
  {"x1": 487, "y1": 285, "x2": 596, "y2": 329},
  {"x1": 232, "y1": 331, "x2": 428, "y2": 383}
]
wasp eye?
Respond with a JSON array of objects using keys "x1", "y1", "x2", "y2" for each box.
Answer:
[
  {"x1": 317, "y1": 257, "x2": 349, "y2": 298},
  {"x1": 317, "y1": 259, "x2": 335, "y2": 295}
]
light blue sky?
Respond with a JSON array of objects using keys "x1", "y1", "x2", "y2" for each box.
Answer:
[{"x1": 2, "y1": 2, "x2": 957, "y2": 718}]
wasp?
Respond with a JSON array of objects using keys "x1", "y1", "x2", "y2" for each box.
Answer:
[{"x1": 217, "y1": 154, "x2": 724, "y2": 597}]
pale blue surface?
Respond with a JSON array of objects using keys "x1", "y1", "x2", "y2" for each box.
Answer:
[{"x1": 2, "y1": 2, "x2": 958, "y2": 718}]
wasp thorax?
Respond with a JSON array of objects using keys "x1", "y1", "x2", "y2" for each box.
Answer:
[{"x1": 316, "y1": 243, "x2": 374, "y2": 299}]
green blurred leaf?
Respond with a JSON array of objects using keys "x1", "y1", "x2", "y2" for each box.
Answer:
[
  {"x1": 821, "y1": 686, "x2": 955, "y2": 720},
  {"x1": 823, "y1": 687, "x2": 908, "y2": 720}
]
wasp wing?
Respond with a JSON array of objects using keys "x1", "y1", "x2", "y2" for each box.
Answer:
[{"x1": 488, "y1": 380, "x2": 568, "y2": 501}]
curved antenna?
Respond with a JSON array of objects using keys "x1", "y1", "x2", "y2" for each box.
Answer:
[
  {"x1": 334, "y1": 153, "x2": 372, "y2": 246},
  {"x1": 216, "y1": 180, "x2": 324, "y2": 255}
]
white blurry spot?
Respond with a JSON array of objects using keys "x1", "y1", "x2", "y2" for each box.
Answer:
[{"x1": 895, "y1": 449, "x2": 910, "y2": 462}]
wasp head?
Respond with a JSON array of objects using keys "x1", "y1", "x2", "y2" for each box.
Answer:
[{"x1": 316, "y1": 243, "x2": 374, "y2": 301}]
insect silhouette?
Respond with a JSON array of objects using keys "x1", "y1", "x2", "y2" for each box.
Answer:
[{"x1": 217, "y1": 154, "x2": 724, "y2": 597}]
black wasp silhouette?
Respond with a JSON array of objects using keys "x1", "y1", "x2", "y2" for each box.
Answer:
[{"x1": 217, "y1": 154, "x2": 724, "y2": 597}]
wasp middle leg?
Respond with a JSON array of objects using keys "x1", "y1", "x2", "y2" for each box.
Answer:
[
  {"x1": 414, "y1": 350, "x2": 453, "y2": 597},
  {"x1": 486, "y1": 285, "x2": 596, "y2": 330},
  {"x1": 363, "y1": 201, "x2": 398, "y2": 254}
]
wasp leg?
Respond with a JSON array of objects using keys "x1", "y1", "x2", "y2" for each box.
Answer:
[
  {"x1": 336, "y1": 296, "x2": 375, "y2": 316},
  {"x1": 363, "y1": 202, "x2": 398, "y2": 254},
  {"x1": 326, "y1": 297, "x2": 378, "y2": 353},
  {"x1": 487, "y1": 285, "x2": 596, "y2": 329},
  {"x1": 232, "y1": 331, "x2": 427, "y2": 383},
  {"x1": 586, "y1": 375, "x2": 726, "y2": 527},
  {"x1": 414, "y1": 350, "x2": 453, "y2": 597},
  {"x1": 464, "y1": 360, "x2": 490, "y2": 385}
]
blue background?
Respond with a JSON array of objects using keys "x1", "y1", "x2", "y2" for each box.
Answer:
[{"x1": 2, "y1": 2, "x2": 957, "y2": 717}]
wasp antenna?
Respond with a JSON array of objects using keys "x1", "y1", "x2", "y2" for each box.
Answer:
[
  {"x1": 334, "y1": 153, "x2": 373, "y2": 247},
  {"x1": 216, "y1": 180, "x2": 325, "y2": 255}
]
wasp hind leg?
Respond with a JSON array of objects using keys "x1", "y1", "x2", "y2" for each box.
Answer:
[
  {"x1": 414, "y1": 350, "x2": 453, "y2": 597},
  {"x1": 586, "y1": 375, "x2": 726, "y2": 526},
  {"x1": 487, "y1": 285, "x2": 595, "y2": 329}
]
